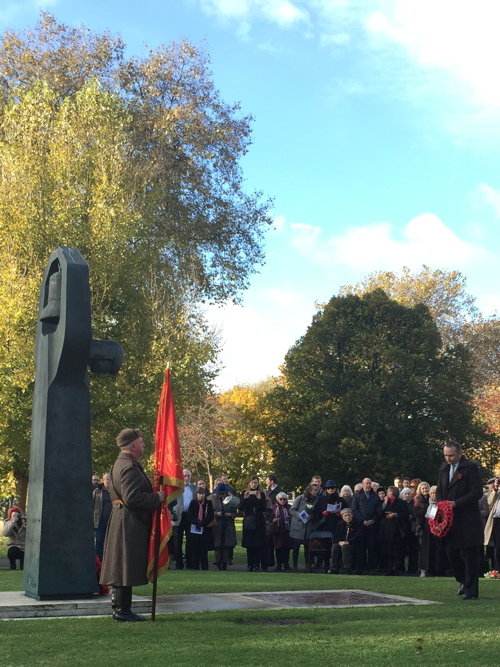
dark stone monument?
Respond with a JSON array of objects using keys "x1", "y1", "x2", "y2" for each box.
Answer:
[{"x1": 23, "y1": 247, "x2": 124, "y2": 600}]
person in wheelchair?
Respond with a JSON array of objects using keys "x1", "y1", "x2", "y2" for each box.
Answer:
[{"x1": 329, "y1": 508, "x2": 364, "y2": 574}]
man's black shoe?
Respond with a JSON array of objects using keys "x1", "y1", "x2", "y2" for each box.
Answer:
[
  {"x1": 113, "y1": 610, "x2": 147, "y2": 622},
  {"x1": 456, "y1": 584, "x2": 465, "y2": 595},
  {"x1": 462, "y1": 594, "x2": 478, "y2": 600}
]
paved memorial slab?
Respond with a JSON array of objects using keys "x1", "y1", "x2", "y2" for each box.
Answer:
[
  {"x1": 0, "y1": 589, "x2": 438, "y2": 620},
  {"x1": 0, "y1": 592, "x2": 151, "y2": 619}
]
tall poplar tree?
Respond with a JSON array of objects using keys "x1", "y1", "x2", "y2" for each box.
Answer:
[{"x1": 0, "y1": 14, "x2": 272, "y2": 504}]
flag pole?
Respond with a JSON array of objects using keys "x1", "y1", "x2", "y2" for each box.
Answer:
[{"x1": 151, "y1": 475, "x2": 164, "y2": 622}]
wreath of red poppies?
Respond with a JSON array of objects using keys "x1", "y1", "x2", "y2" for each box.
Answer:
[{"x1": 428, "y1": 500, "x2": 454, "y2": 538}]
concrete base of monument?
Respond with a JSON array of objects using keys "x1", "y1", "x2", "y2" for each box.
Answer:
[
  {"x1": 0, "y1": 589, "x2": 438, "y2": 620},
  {"x1": 0, "y1": 591, "x2": 150, "y2": 620}
]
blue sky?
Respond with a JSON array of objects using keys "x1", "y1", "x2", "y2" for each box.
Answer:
[{"x1": 3, "y1": 1, "x2": 500, "y2": 389}]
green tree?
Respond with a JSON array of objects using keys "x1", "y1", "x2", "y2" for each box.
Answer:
[
  {"x1": 263, "y1": 290, "x2": 487, "y2": 490},
  {"x1": 340, "y1": 264, "x2": 500, "y2": 439},
  {"x1": 0, "y1": 14, "x2": 272, "y2": 505},
  {"x1": 339, "y1": 265, "x2": 478, "y2": 347}
]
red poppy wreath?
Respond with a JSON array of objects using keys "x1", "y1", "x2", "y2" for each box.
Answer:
[{"x1": 428, "y1": 500, "x2": 454, "y2": 538}]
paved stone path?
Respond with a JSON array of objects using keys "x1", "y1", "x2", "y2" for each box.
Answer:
[{"x1": 0, "y1": 588, "x2": 438, "y2": 620}]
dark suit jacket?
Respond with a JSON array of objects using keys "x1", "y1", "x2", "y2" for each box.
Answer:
[
  {"x1": 436, "y1": 455, "x2": 483, "y2": 549},
  {"x1": 352, "y1": 490, "x2": 381, "y2": 524},
  {"x1": 266, "y1": 484, "x2": 284, "y2": 505}
]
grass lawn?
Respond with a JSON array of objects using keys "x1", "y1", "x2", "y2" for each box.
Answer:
[{"x1": 1, "y1": 565, "x2": 499, "y2": 666}]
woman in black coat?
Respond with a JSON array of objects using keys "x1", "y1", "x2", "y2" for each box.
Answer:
[
  {"x1": 377, "y1": 486, "x2": 409, "y2": 575},
  {"x1": 240, "y1": 476, "x2": 268, "y2": 572},
  {"x1": 187, "y1": 487, "x2": 215, "y2": 570}
]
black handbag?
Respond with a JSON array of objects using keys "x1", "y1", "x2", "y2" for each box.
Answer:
[{"x1": 243, "y1": 514, "x2": 257, "y2": 531}]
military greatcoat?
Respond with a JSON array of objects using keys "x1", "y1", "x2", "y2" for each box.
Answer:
[{"x1": 100, "y1": 452, "x2": 160, "y2": 587}]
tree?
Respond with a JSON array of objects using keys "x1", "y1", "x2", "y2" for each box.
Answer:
[
  {"x1": 177, "y1": 395, "x2": 233, "y2": 490},
  {"x1": 462, "y1": 318, "x2": 500, "y2": 390},
  {"x1": 218, "y1": 381, "x2": 274, "y2": 488},
  {"x1": 339, "y1": 265, "x2": 478, "y2": 347},
  {"x1": 263, "y1": 290, "x2": 487, "y2": 491},
  {"x1": 176, "y1": 381, "x2": 275, "y2": 491},
  {"x1": 0, "y1": 14, "x2": 272, "y2": 504},
  {"x1": 340, "y1": 264, "x2": 500, "y2": 429}
]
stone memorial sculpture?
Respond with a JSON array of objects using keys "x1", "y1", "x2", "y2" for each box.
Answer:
[{"x1": 24, "y1": 247, "x2": 124, "y2": 600}]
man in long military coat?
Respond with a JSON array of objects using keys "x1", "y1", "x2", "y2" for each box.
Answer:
[
  {"x1": 100, "y1": 428, "x2": 165, "y2": 622},
  {"x1": 437, "y1": 440, "x2": 483, "y2": 600}
]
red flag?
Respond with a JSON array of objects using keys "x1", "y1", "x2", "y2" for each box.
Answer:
[{"x1": 147, "y1": 368, "x2": 183, "y2": 582}]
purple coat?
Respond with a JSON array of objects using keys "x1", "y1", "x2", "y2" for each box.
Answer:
[{"x1": 270, "y1": 502, "x2": 293, "y2": 549}]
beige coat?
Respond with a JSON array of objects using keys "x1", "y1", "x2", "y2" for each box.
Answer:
[
  {"x1": 100, "y1": 452, "x2": 160, "y2": 587},
  {"x1": 484, "y1": 489, "x2": 500, "y2": 547},
  {"x1": 2, "y1": 519, "x2": 26, "y2": 550}
]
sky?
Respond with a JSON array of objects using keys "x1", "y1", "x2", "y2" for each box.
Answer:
[{"x1": 3, "y1": 0, "x2": 500, "y2": 389}]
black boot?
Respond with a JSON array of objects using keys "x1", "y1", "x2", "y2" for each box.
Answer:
[{"x1": 113, "y1": 586, "x2": 147, "y2": 622}]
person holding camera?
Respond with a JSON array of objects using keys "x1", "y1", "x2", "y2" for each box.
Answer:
[
  {"x1": 240, "y1": 476, "x2": 268, "y2": 572},
  {"x1": 2, "y1": 505, "x2": 26, "y2": 570}
]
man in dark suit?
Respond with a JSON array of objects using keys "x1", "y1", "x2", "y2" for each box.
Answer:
[
  {"x1": 437, "y1": 440, "x2": 483, "y2": 600},
  {"x1": 352, "y1": 477, "x2": 381, "y2": 574},
  {"x1": 265, "y1": 475, "x2": 284, "y2": 567}
]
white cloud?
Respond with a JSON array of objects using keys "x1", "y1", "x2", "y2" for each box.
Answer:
[
  {"x1": 265, "y1": 1, "x2": 309, "y2": 26},
  {"x1": 199, "y1": 0, "x2": 308, "y2": 26},
  {"x1": 474, "y1": 183, "x2": 500, "y2": 218},
  {"x1": 289, "y1": 213, "x2": 487, "y2": 272},
  {"x1": 363, "y1": 1, "x2": 500, "y2": 107},
  {"x1": 199, "y1": 0, "x2": 250, "y2": 18},
  {"x1": 320, "y1": 32, "x2": 350, "y2": 46},
  {"x1": 272, "y1": 214, "x2": 287, "y2": 232},
  {"x1": 194, "y1": 0, "x2": 500, "y2": 144},
  {"x1": 236, "y1": 21, "x2": 252, "y2": 40},
  {"x1": 207, "y1": 288, "x2": 313, "y2": 390}
]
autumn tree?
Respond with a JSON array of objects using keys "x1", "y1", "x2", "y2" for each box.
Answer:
[
  {"x1": 218, "y1": 381, "x2": 274, "y2": 489},
  {"x1": 176, "y1": 382, "x2": 275, "y2": 491},
  {"x1": 263, "y1": 290, "x2": 489, "y2": 491},
  {"x1": 0, "y1": 13, "x2": 272, "y2": 504},
  {"x1": 339, "y1": 265, "x2": 478, "y2": 347},
  {"x1": 177, "y1": 395, "x2": 235, "y2": 490}
]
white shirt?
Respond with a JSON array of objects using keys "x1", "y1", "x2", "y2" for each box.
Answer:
[{"x1": 183, "y1": 484, "x2": 194, "y2": 511}]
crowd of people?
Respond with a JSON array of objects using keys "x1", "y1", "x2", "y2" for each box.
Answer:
[
  {"x1": 166, "y1": 463, "x2": 500, "y2": 585},
  {"x1": 3, "y1": 430, "x2": 496, "y2": 623}
]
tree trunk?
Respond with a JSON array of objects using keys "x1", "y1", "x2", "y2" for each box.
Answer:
[{"x1": 14, "y1": 473, "x2": 29, "y2": 513}]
